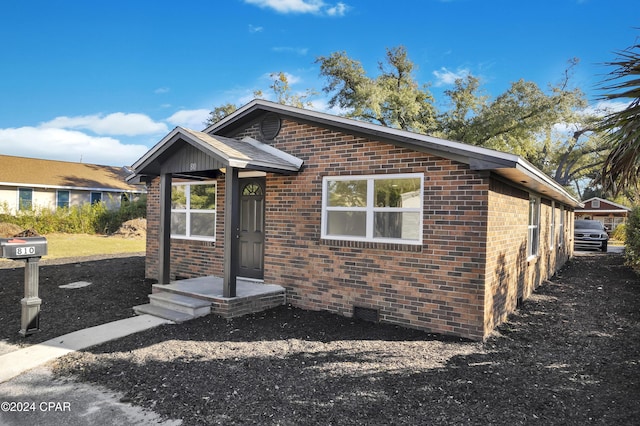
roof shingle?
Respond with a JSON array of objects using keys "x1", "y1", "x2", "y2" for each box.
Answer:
[{"x1": 0, "y1": 155, "x2": 143, "y2": 192}]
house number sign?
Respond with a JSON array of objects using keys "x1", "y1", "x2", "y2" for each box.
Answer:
[{"x1": 15, "y1": 246, "x2": 36, "y2": 256}]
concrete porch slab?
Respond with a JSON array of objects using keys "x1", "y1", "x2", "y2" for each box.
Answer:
[
  {"x1": 153, "y1": 276, "x2": 286, "y2": 301},
  {"x1": 150, "y1": 276, "x2": 287, "y2": 319}
]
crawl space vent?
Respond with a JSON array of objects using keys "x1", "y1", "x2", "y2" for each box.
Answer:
[
  {"x1": 260, "y1": 113, "x2": 281, "y2": 140},
  {"x1": 353, "y1": 306, "x2": 379, "y2": 323}
]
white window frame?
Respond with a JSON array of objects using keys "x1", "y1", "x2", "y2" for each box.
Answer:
[
  {"x1": 17, "y1": 187, "x2": 33, "y2": 211},
  {"x1": 558, "y1": 205, "x2": 565, "y2": 246},
  {"x1": 171, "y1": 181, "x2": 217, "y2": 242},
  {"x1": 57, "y1": 190, "x2": 70, "y2": 209},
  {"x1": 549, "y1": 201, "x2": 556, "y2": 249},
  {"x1": 592, "y1": 199, "x2": 600, "y2": 208},
  {"x1": 321, "y1": 173, "x2": 424, "y2": 245},
  {"x1": 527, "y1": 195, "x2": 541, "y2": 259}
]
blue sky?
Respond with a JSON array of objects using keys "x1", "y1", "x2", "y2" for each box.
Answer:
[{"x1": 0, "y1": 0, "x2": 636, "y2": 166}]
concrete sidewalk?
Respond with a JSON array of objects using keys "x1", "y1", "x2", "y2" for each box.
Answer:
[
  {"x1": 0, "y1": 314, "x2": 171, "y2": 384},
  {"x1": 0, "y1": 315, "x2": 178, "y2": 426}
]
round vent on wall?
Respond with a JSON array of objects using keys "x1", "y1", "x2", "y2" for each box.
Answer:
[{"x1": 260, "y1": 113, "x2": 281, "y2": 140}]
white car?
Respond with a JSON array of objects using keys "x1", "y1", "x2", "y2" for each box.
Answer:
[{"x1": 574, "y1": 220, "x2": 609, "y2": 252}]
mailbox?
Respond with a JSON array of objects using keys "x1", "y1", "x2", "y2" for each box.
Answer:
[
  {"x1": 0, "y1": 235, "x2": 47, "y2": 336},
  {"x1": 0, "y1": 236, "x2": 48, "y2": 259}
]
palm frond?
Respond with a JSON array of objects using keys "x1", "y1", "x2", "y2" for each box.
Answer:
[{"x1": 599, "y1": 42, "x2": 640, "y2": 194}]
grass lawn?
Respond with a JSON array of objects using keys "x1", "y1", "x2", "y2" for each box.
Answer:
[
  {"x1": 0, "y1": 233, "x2": 145, "y2": 267},
  {"x1": 42, "y1": 233, "x2": 145, "y2": 259}
]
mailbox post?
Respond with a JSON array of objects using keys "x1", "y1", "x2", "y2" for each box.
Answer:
[{"x1": 0, "y1": 236, "x2": 48, "y2": 336}]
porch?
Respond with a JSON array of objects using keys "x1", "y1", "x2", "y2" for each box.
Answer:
[{"x1": 134, "y1": 276, "x2": 287, "y2": 323}]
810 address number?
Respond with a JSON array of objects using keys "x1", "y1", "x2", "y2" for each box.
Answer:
[{"x1": 15, "y1": 246, "x2": 36, "y2": 256}]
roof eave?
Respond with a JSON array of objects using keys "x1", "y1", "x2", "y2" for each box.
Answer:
[{"x1": 201, "y1": 100, "x2": 583, "y2": 207}]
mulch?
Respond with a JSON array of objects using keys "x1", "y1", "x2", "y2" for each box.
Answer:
[{"x1": 1, "y1": 251, "x2": 639, "y2": 425}]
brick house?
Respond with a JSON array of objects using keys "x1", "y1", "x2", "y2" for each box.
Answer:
[
  {"x1": 574, "y1": 197, "x2": 631, "y2": 233},
  {"x1": 131, "y1": 99, "x2": 581, "y2": 340}
]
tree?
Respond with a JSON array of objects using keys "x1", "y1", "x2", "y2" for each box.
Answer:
[
  {"x1": 437, "y1": 60, "x2": 610, "y2": 193},
  {"x1": 254, "y1": 72, "x2": 317, "y2": 109},
  {"x1": 204, "y1": 73, "x2": 316, "y2": 127},
  {"x1": 598, "y1": 41, "x2": 640, "y2": 194},
  {"x1": 437, "y1": 74, "x2": 487, "y2": 142},
  {"x1": 316, "y1": 46, "x2": 438, "y2": 133},
  {"x1": 204, "y1": 103, "x2": 238, "y2": 127},
  {"x1": 207, "y1": 47, "x2": 611, "y2": 193}
]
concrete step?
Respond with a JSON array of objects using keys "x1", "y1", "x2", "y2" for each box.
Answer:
[
  {"x1": 133, "y1": 304, "x2": 195, "y2": 323},
  {"x1": 148, "y1": 292, "x2": 211, "y2": 317}
]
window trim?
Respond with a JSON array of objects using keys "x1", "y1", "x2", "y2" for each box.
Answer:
[
  {"x1": 171, "y1": 180, "x2": 217, "y2": 242},
  {"x1": 18, "y1": 187, "x2": 33, "y2": 211},
  {"x1": 90, "y1": 192, "x2": 103, "y2": 204},
  {"x1": 527, "y1": 195, "x2": 541, "y2": 259},
  {"x1": 558, "y1": 205, "x2": 565, "y2": 246},
  {"x1": 57, "y1": 190, "x2": 70, "y2": 209},
  {"x1": 321, "y1": 173, "x2": 424, "y2": 245},
  {"x1": 549, "y1": 201, "x2": 556, "y2": 249}
]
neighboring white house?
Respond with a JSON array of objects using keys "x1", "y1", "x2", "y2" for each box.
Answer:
[{"x1": 0, "y1": 154, "x2": 145, "y2": 213}]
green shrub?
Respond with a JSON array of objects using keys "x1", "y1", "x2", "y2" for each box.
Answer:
[
  {"x1": 0, "y1": 195, "x2": 146, "y2": 235},
  {"x1": 611, "y1": 223, "x2": 626, "y2": 242},
  {"x1": 625, "y1": 207, "x2": 640, "y2": 269}
]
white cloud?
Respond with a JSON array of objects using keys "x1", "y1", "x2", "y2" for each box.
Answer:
[
  {"x1": 581, "y1": 100, "x2": 629, "y2": 116},
  {"x1": 41, "y1": 113, "x2": 168, "y2": 136},
  {"x1": 245, "y1": 0, "x2": 323, "y2": 13},
  {"x1": 551, "y1": 100, "x2": 631, "y2": 136},
  {"x1": 244, "y1": 0, "x2": 349, "y2": 15},
  {"x1": 432, "y1": 67, "x2": 471, "y2": 87},
  {"x1": 165, "y1": 109, "x2": 211, "y2": 130},
  {"x1": 154, "y1": 87, "x2": 170, "y2": 94},
  {"x1": 326, "y1": 2, "x2": 348, "y2": 16},
  {"x1": 248, "y1": 24, "x2": 264, "y2": 33},
  {"x1": 272, "y1": 46, "x2": 309, "y2": 55},
  {"x1": 0, "y1": 127, "x2": 148, "y2": 165}
]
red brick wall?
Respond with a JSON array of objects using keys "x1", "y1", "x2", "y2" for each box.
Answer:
[
  {"x1": 144, "y1": 117, "x2": 573, "y2": 340},
  {"x1": 233, "y1": 120, "x2": 490, "y2": 339},
  {"x1": 145, "y1": 175, "x2": 225, "y2": 281},
  {"x1": 484, "y1": 179, "x2": 572, "y2": 335}
]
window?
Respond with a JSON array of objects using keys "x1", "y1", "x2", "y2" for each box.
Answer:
[
  {"x1": 559, "y1": 205, "x2": 565, "y2": 246},
  {"x1": 18, "y1": 188, "x2": 33, "y2": 211},
  {"x1": 549, "y1": 201, "x2": 556, "y2": 249},
  {"x1": 592, "y1": 199, "x2": 600, "y2": 208},
  {"x1": 90, "y1": 192, "x2": 103, "y2": 204},
  {"x1": 527, "y1": 196, "x2": 540, "y2": 258},
  {"x1": 322, "y1": 174, "x2": 423, "y2": 244},
  {"x1": 171, "y1": 181, "x2": 217, "y2": 241},
  {"x1": 57, "y1": 190, "x2": 70, "y2": 208}
]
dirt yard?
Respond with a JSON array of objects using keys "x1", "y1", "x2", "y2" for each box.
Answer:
[{"x1": 1, "y1": 251, "x2": 639, "y2": 425}]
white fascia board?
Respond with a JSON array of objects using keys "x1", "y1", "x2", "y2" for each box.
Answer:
[
  {"x1": 576, "y1": 209, "x2": 629, "y2": 214},
  {"x1": 580, "y1": 197, "x2": 632, "y2": 211},
  {"x1": 227, "y1": 159, "x2": 249, "y2": 168},
  {"x1": 513, "y1": 159, "x2": 582, "y2": 208}
]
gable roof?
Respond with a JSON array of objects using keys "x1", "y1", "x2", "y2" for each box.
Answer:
[
  {"x1": 131, "y1": 127, "x2": 303, "y2": 177},
  {"x1": 576, "y1": 197, "x2": 632, "y2": 213},
  {"x1": 205, "y1": 99, "x2": 582, "y2": 208},
  {"x1": 0, "y1": 154, "x2": 144, "y2": 193}
]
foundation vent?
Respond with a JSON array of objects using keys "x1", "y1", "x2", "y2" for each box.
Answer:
[{"x1": 353, "y1": 306, "x2": 379, "y2": 323}]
